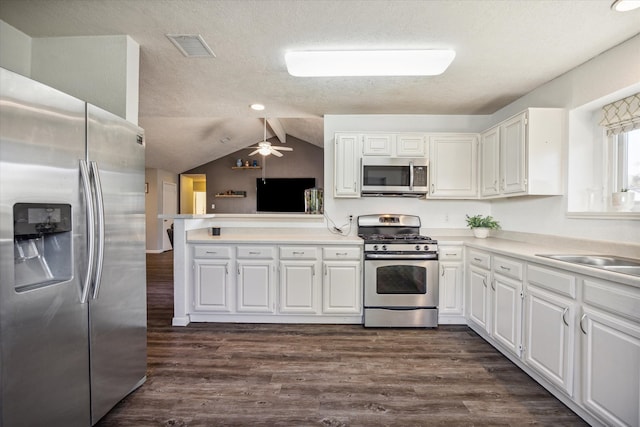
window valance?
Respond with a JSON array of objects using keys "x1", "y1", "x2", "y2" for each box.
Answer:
[{"x1": 599, "y1": 93, "x2": 640, "y2": 136}]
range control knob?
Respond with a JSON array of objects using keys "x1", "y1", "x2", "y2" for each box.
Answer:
[
  {"x1": 373, "y1": 245, "x2": 379, "y2": 251},
  {"x1": 424, "y1": 245, "x2": 430, "y2": 251},
  {"x1": 381, "y1": 245, "x2": 387, "y2": 251},
  {"x1": 415, "y1": 245, "x2": 421, "y2": 251}
]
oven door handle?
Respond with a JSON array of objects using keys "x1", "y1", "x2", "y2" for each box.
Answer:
[{"x1": 365, "y1": 253, "x2": 438, "y2": 260}]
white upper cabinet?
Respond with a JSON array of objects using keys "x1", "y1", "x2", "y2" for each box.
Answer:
[
  {"x1": 362, "y1": 133, "x2": 428, "y2": 157},
  {"x1": 480, "y1": 126, "x2": 500, "y2": 197},
  {"x1": 334, "y1": 133, "x2": 361, "y2": 198},
  {"x1": 362, "y1": 134, "x2": 393, "y2": 155},
  {"x1": 396, "y1": 134, "x2": 427, "y2": 157},
  {"x1": 480, "y1": 108, "x2": 564, "y2": 199},
  {"x1": 428, "y1": 134, "x2": 478, "y2": 198}
]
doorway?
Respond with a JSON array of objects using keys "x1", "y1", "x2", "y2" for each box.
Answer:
[
  {"x1": 162, "y1": 182, "x2": 177, "y2": 251},
  {"x1": 180, "y1": 174, "x2": 207, "y2": 214}
]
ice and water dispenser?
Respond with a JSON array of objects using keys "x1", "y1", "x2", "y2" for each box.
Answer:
[{"x1": 13, "y1": 203, "x2": 73, "y2": 291}]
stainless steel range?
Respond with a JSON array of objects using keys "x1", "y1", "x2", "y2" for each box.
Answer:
[{"x1": 358, "y1": 214, "x2": 439, "y2": 328}]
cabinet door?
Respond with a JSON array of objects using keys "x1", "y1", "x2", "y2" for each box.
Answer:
[
  {"x1": 468, "y1": 265, "x2": 490, "y2": 332},
  {"x1": 279, "y1": 260, "x2": 320, "y2": 314},
  {"x1": 581, "y1": 307, "x2": 640, "y2": 427},
  {"x1": 193, "y1": 259, "x2": 233, "y2": 312},
  {"x1": 429, "y1": 135, "x2": 478, "y2": 198},
  {"x1": 500, "y1": 113, "x2": 527, "y2": 195},
  {"x1": 480, "y1": 126, "x2": 500, "y2": 197},
  {"x1": 439, "y1": 262, "x2": 464, "y2": 316},
  {"x1": 323, "y1": 261, "x2": 361, "y2": 314},
  {"x1": 491, "y1": 273, "x2": 523, "y2": 357},
  {"x1": 236, "y1": 260, "x2": 275, "y2": 313},
  {"x1": 524, "y1": 286, "x2": 575, "y2": 396},
  {"x1": 334, "y1": 133, "x2": 361, "y2": 197},
  {"x1": 362, "y1": 134, "x2": 393, "y2": 155},
  {"x1": 396, "y1": 134, "x2": 427, "y2": 157}
]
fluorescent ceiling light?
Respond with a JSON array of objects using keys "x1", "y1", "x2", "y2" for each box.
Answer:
[
  {"x1": 285, "y1": 49, "x2": 456, "y2": 77},
  {"x1": 611, "y1": 0, "x2": 640, "y2": 11}
]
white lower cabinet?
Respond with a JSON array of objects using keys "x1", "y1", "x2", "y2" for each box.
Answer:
[
  {"x1": 323, "y1": 260, "x2": 361, "y2": 314},
  {"x1": 438, "y1": 245, "x2": 464, "y2": 323},
  {"x1": 279, "y1": 246, "x2": 321, "y2": 314},
  {"x1": 524, "y1": 264, "x2": 576, "y2": 396},
  {"x1": 468, "y1": 264, "x2": 491, "y2": 332},
  {"x1": 236, "y1": 259, "x2": 276, "y2": 313},
  {"x1": 491, "y1": 256, "x2": 524, "y2": 357},
  {"x1": 193, "y1": 259, "x2": 233, "y2": 312},
  {"x1": 491, "y1": 273, "x2": 522, "y2": 357},
  {"x1": 580, "y1": 277, "x2": 640, "y2": 427}
]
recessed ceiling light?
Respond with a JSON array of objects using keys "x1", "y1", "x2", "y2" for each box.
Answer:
[
  {"x1": 611, "y1": 0, "x2": 640, "y2": 11},
  {"x1": 166, "y1": 34, "x2": 215, "y2": 57},
  {"x1": 284, "y1": 49, "x2": 456, "y2": 77},
  {"x1": 250, "y1": 104, "x2": 265, "y2": 111}
]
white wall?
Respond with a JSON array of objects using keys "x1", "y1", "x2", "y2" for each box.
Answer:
[
  {"x1": 324, "y1": 115, "x2": 493, "y2": 232},
  {"x1": 0, "y1": 21, "x2": 31, "y2": 76}
]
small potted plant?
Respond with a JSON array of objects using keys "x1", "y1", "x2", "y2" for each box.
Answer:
[
  {"x1": 466, "y1": 214, "x2": 501, "y2": 238},
  {"x1": 611, "y1": 188, "x2": 635, "y2": 212}
]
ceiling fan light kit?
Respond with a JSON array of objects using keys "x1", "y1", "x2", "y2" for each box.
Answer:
[
  {"x1": 284, "y1": 49, "x2": 456, "y2": 77},
  {"x1": 247, "y1": 118, "x2": 293, "y2": 157},
  {"x1": 611, "y1": 0, "x2": 640, "y2": 11}
]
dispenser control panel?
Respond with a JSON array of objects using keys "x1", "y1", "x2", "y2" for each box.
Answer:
[{"x1": 14, "y1": 203, "x2": 71, "y2": 237}]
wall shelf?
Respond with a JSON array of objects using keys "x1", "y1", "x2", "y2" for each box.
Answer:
[
  {"x1": 232, "y1": 166, "x2": 261, "y2": 170},
  {"x1": 215, "y1": 193, "x2": 246, "y2": 198}
]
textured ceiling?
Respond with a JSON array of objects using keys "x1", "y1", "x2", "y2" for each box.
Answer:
[{"x1": 1, "y1": 0, "x2": 639, "y2": 173}]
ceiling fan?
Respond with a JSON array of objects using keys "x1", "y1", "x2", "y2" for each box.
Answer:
[{"x1": 247, "y1": 118, "x2": 293, "y2": 157}]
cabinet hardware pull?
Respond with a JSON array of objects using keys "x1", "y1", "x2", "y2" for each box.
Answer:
[
  {"x1": 249, "y1": 251, "x2": 260, "y2": 255},
  {"x1": 206, "y1": 251, "x2": 218, "y2": 254},
  {"x1": 225, "y1": 263, "x2": 228, "y2": 275},
  {"x1": 293, "y1": 251, "x2": 304, "y2": 255},
  {"x1": 312, "y1": 265, "x2": 315, "y2": 276},
  {"x1": 499, "y1": 266, "x2": 511, "y2": 271},
  {"x1": 336, "y1": 252, "x2": 348, "y2": 256},
  {"x1": 445, "y1": 252, "x2": 456, "y2": 256},
  {"x1": 562, "y1": 307, "x2": 569, "y2": 327},
  {"x1": 441, "y1": 265, "x2": 445, "y2": 276},
  {"x1": 324, "y1": 264, "x2": 327, "y2": 275},
  {"x1": 474, "y1": 257, "x2": 482, "y2": 262},
  {"x1": 482, "y1": 278, "x2": 487, "y2": 288},
  {"x1": 491, "y1": 280, "x2": 495, "y2": 291},
  {"x1": 580, "y1": 314, "x2": 587, "y2": 335}
]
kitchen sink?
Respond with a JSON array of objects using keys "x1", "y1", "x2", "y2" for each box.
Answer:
[{"x1": 536, "y1": 254, "x2": 640, "y2": 277}]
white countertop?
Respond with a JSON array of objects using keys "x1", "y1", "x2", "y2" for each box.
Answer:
[{"x1": 187, "y1": 228, "x2": 363, "y2": 245}]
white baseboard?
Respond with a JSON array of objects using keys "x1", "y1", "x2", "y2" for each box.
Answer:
[{"x1": 146, "y1": 249, "x2": 164, "y2": 254}]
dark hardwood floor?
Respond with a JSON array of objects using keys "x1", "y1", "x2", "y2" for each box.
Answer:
[{"x1": 96, "y1": 251, "x2": 588, "y2": 426}]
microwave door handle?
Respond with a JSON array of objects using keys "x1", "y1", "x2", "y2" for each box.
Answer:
[{"x1": 409, "y1": 161, "x2": 414, "y2": 191}]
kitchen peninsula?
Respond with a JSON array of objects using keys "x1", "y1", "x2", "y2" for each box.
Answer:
[{"x1": 165, "y1": 214, "x2": 363, "y2": 327}]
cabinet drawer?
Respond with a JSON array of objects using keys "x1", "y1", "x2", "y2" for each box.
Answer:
[
  {"x1": 527, "y1": 264, "x2": 576, "y2": 298},
  {"x1": 439, "y1": 245, "x2": 463, "y2": 261},
  {"x1": 193, "y1": 245, "x2": 232, "y2": 259},
  {"x1": 493, "y1": 256, "x2": 523, "y2": 280},
  {"x1": 323, "y1": 247, "x2": 361, "y2": 260},
  {"x1": 237, "y1": 246, "x2": 275, "y2": 259},
  {"x1": 468, "y1": 250, "x2": 491, "y2": 269},
  {"x1": 584, "y1": 278, "x2": 640, "y2": 323},
  {"x1": 280, "y1": 246, "x2": 319, "y2": 259}
]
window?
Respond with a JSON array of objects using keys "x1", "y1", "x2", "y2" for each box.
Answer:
[{"x1": 613, "y1": 128, "x2": 640, "y2": 198}]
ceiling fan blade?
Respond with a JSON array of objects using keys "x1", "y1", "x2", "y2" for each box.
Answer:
[
  {"x1": 248, "y1": 149, "x2": 261, "y2": 156},
  {"x1": 272, "y1": 146, "x2": 293, "y2": 151},
  {"x1": 270, "y1": 149, "x2": 283, "y2": 157}
]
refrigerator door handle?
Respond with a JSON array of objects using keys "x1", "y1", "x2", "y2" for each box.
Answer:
[
  {"x1": 90, "y1": 161, "x2": 105, "y2": 300},
  {"x1": 79, "y1": 160, "x2": 95, "y2": 304}
]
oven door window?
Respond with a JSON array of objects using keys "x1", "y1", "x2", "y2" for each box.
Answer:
[{"x1": 376, "y1": 265, "x2": 426, "y2": 294}]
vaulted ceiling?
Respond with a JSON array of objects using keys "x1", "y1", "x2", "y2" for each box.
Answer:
[{"x1": 1, "y1": 0, "x2": 639, "y2": 173}]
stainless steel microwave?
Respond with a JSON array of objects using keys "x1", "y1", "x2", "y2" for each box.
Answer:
[{"x1": 361, "y1": 158, "x2": 428, "y2": 197}]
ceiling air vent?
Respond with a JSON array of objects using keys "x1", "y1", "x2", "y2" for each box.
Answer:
[{"x1": 166, "y1": 34, "x2": 215, "y2": 58}]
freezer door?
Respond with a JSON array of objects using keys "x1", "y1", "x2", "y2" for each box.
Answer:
[
  {"x1": 0, "y1": 68, "x2": 91, "y2": 426},
  {"x1": 86, "y1": 104, "x2": 147, "y2": 424}
]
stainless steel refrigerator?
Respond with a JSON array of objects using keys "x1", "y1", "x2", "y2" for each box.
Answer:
[{"x1": 0, "y1": 67, "x2": 147, "y2": 426}]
